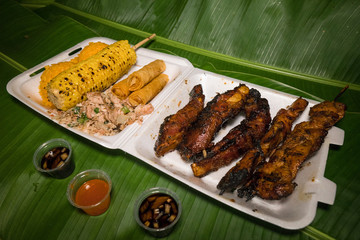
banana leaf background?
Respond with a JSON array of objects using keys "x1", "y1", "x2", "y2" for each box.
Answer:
[{"x1": 1, "y1": 0, "x2": 360, "y2": 239}]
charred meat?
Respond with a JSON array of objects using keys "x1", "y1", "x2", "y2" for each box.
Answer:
[
  {"x1": 177, "y1": 84, "x2": 250, "y2": 161},
  {"x1": 217, "y1": 97, "x2": 308, "y2": 194},
  {"x1": 191, "y1": 89, "x2": 271, "y2": 177},
  {"x1": 238, "y1": 100, "x2": 346, "y2": 200},
  {"x1": 154, "y1": 84, "x2": 205, "y2": 157}
]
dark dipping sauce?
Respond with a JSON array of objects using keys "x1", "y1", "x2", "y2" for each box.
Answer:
[
  {"x1": 41, "y1": 147, "x2": 69, "y2": 170},
  {"x1": 139, "y1": 193, "x2": 178, "y2": 229}
]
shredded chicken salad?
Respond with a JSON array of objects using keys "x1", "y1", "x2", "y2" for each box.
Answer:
[{"x1": 48, "y1": 89, "x2": 154, "y2": 136}]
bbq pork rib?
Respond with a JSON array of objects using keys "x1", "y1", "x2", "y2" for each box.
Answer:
[
  {"x1": 154, "y1": 84, "x2": 205, "y2": 157},
  {"x1": 191, "y1": 88, "x2": 271, "y2": 177},
  {"x1": 238, "y1": 100, "x2": 346, "y2": 200},
  {"x1": 177, "y1": 84, "x2": 250, "y2": 161},
  {"x1": 217, "y1": 97, "x2": 309, "y2": 194}
]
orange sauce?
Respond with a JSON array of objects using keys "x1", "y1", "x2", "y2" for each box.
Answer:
[{"x1": 75, "y1": 179, "x2": 110, "y2": 215}]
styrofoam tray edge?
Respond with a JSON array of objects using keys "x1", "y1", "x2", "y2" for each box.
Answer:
[{"x1": 123, "y1": 130, "x2": 342, "y2": 230}]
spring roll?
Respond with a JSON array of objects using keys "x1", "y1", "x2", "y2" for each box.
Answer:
[
  {"x1": 127, "y1": 59, "x2": 166, "y2": 91},
  {"x1": 111, "y1": 78, "x2": 130, "y2": 99},
  {"x1": 128, "y1": 74, "x2": 169, "y2": 106}
]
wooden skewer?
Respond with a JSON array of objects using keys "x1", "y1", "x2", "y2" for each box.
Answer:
[
  {"x1": 132, "y1": 33, "x2": 156, "y2": 50},
  {"x1": 334, "y1": 85, "x2": 349, "y2": 101}
]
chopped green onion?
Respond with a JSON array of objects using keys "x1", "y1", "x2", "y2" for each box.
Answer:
[
  {"x1": 94, "y1": 107, "x2": 99, "y2": 114},
  {"x1": 77, "y1": 113, "x2": 89, "y2": 124},
  {"x1": 121, "y1": 105, "x2": 130, "y2": 114}
]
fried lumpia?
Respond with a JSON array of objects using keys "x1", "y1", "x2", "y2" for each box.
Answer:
[
  {"x1": 128, "y1": 74, "x2": 169, "y2": 106},
  {"x1": 127, "y1": 59, "x2": 166, "y2": 91},
  {"x1": 111, "y1": 78, "x2": 130, "y2": 99}
]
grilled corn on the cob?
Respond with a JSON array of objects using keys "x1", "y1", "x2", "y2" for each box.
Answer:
[{"x1": 47, "y1": 40, "x2": 136, "y2": 111}]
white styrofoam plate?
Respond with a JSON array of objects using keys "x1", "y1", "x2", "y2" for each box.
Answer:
[{"x1": 6, "y1": 38, "x2": 344, "y2": 229}]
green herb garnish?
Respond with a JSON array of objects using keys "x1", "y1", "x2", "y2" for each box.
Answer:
[
  {"x1": 77, "y1": 113, "x2": 89, "y2": 124},
  {"x1": 72, "y1": 106, "x2": 80, "y2": 114},
  {"x1": 94, "y1": 107, "x2": 99, "y2": 114},
  {"x1": 121, "y1": 105, "x2": 130, "y2": 114}
]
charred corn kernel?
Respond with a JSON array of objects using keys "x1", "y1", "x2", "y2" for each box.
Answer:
[{"x1": 47, "y1": 40, "x2": 136, "y2": 111}]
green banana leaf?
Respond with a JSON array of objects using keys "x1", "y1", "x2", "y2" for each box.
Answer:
[{"x1": 1, "y1": 0, "x2": 360, "y2": 239}]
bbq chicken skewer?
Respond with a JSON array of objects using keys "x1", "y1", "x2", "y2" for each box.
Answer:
[
  {"x1": 178, "y1": 84, "x2": 250, "y2": 161},
  {"x1": 238, "y1": 99, "x2": 346, "y2": 200},
  {"x1": 191, "y1": 88, "x2": 271, "y2": 177},
  {"x1": 154, "y1": 84, "x2": 205, "y2": 157},
  {"x1": 217, "y1": 97, "x2": 309, "y2": 194}
]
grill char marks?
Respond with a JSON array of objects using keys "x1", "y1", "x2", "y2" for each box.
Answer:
[
  {"x1": 238, "y1": 100, "x2": 346, "y2": 200},
  {"x1": 190, "y1": 88, "x2": 271, "y2": 177},
  {"x1": 154, "y1": 84, "x2": 205, "y2": 157},
  {"x1": 177, "y1": 84, "x2": 250, "y2": 162},
  {"x1": 217, "y1": 97, "x2": 309, "y2": 194}
]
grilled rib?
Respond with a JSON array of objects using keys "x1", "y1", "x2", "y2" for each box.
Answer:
[
  {"x1": 177, "y1": 84, "x2": 250, "y2": 161},
  {"x1": 217, "y1": 97, "x2": 308, "y2": 194},
  {"x1": 191, "y1": 89, "x2": 271, "y2": 177},
  {"x1": 154, "y1": 84, "x2": 205, "y2": 157},
  {"x1": 238, "y1": 100, "x2": 346, "y2": 200}
]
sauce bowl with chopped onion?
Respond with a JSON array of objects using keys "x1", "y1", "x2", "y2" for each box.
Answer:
[
  {"x1": 33, "y1": 138, "x2": 74, "y2": 178},
  {"x1": 134, "y1": 187, "x2": 182, "y2": 237}
]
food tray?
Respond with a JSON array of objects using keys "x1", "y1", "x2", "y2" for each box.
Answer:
[
  {"x1": 6, "y1": 37, "x2": 194, "y2": 149},
  {"x1": 6, "y1": 37, "x2": 344, "y2": 230}
]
